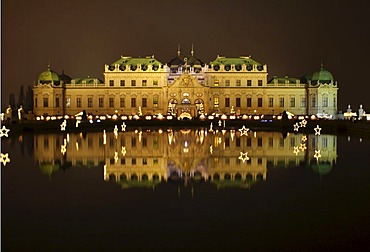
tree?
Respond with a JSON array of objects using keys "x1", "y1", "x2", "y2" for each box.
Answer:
[
  {"x1": 9, "y1": 93, "x2": 15, "y2": 108},
  {"x1": 24, "y1": 85, "x2": 34, "y2": 112},
  {"x1": 17, "y1": 85, "x2": 25, "y2": 108}
]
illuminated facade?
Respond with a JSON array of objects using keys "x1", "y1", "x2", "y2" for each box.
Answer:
[
  {"x1": 33, "y1": 49, "x2": 338, "y2": 118},
  {"x1": 34, "y1": 130, "x2": 337, "y2": 189}
]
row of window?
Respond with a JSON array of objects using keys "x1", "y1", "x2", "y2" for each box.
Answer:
[
  {"x1": 213, "y1": 96, "x2": 335, "y2": 108},
  {"x1": 214, "y1": 79, "x2": 263, "y2": 87},
  {"x1": 109, "y1": 79, "x2": 159, "y2": 87},
  {"x1": 110, "y1": 157, "x2": 159, "y2": 165}
]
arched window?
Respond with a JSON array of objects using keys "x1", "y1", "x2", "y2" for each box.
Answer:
[{"x1": 182, "y1": 98, "x2": 191, "y2": 104}]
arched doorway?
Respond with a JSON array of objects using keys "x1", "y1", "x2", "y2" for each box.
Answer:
[
  {"x1": 195, "y1": 98, "x2": 204, "y2": 115},
  {"x1": 168, "y1": 98, "x2": 178, "y2": 115}
]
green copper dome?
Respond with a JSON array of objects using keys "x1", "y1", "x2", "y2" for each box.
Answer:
[
  {"x1": 311, "y1": 66, "x2": 334, "y2": 84},
  {"x1": 38, "y1": 66, "x2": 60, "y2": 83}
]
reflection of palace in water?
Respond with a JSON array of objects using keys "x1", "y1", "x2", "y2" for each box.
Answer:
[{"x1": 34, "y1": 129, "x2": 337, "y2": 189}]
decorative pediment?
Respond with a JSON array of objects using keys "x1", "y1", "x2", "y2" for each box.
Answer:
[{"x1": 169, "y1": 74, "x2": 205, "y2": 89}]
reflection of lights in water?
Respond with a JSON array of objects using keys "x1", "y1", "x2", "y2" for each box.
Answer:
[
  {"x1": 183, "y1": 148, "x2": 189, "y2": 153},
  {"x1": 293, "y1": 146, "x2": 300, "y2": 155},
  {"x1": 301, "y1": 135, "x2": 307, "y2": 142},
  {"x1": 60, "y1": 120, "x2": 66, "y2": 131},
  {"x1": 76, "y1": 142, "x2": 79, "y2": 151},
  {"x1": 76, "y1": 120, "x2": 81, "y2": 128},
  {"x1": 158, "y1": 129, "x2": 163, "y2": 134},
  {"x1": 168, "y1": 131, "x2": 173, "y2": 145},
  {"x1": 209, "y1": 122, "x2": 213, "y2": 132},
  {"x1": 67, "y1": 133, "x2": 70, "y2": 143},
  {"x1": 300, "y1": 119, "x2": 307, "y2": 127},
  {"x1": 293, "y1": 123, "x2": 300, "y2": 132},
  {"x1": 238, "y1": 125, "x2": 249, "y2": 136},
  {"x1": 104, "y1": 164, "x2": 106, "y2": 179},
  {"x1": 114, "y1": 151, "x2": 119, "y2": 163},
  {"x1": 184, "y1": 141, "x2": 188, "y2": 148},
  {"x1": 103, "y1": 130, "x2": 107, "y2": 145},
  {"x1": 360, "y1": 138, "x2": 363, "y2": 143},
  {"x1": 222, "y1": 129, "x2": 227, "y2": 135},
  {"x1": 254, "y1": 131, "x2": 257, "y2": 138},
  {"x1": 209, "y1": 145, "x2": 213, "y2": 154},
  {"x1": 230, "y1": 130, "x2": 235, "y2": 141},
  {"x1": 121, "y1": 146, "x2": 126, "y2": 156},
  {"x1": 114, "y1": 125, "x2": 118, "y2": 139},
  {"x1": 348, "y1": 136, "x2": 351, "y2": 142},
  {"x1": 61, "y1": 139, "x2": 67, "y2": 155},
  {"x1": 314, "y1": 150, "x2": 321, "y2": 161},
  {"x1": 121, "y1": 122, "x2": 126, "y2": 131},
  {"x1": 299, "y1": 143, "x2": 307, "y2": 151}
]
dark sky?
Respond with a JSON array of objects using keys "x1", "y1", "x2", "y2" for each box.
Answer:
[{"x1": 2, "y1": 0, "x2": 370, "y2": 111}]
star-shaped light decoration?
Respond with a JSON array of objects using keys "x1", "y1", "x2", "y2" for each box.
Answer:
[
  {"x1": 293, "y1": 146, "x2": 300, "y2": 155},
  {"x1": 121, "y1": 122, "x2": 126, "y2": 131},
  {"x1": 238, "y1": 125, "x2": 250, "y2": 136},
  {"x1": 293, "y1": 123, "x2": 300, "y2": 132},
  {"x1": 121, "y1": 146, "x2": 126, "y2": 156},
  {"x1": 238, "y1": 152, "x2": 250, "y2": 163},
  {"x1": 301, "y1": 135, "x2": 307, "y2": 142},
  {"x1": 299, "y1": 143, "x2": 307, "y2": 151},
  {"x1": 0, "y1": 153, "x2": 10, "y2": 166},
  {"x1": 300, "y1": 119, "x2": 307, "y2": 128},
  {"x1": 60, "y1": 120, "x2": 67, "y2": 131},
  {"x1": 61, "y1": 139, "x2": 67, "y2": 155},
  {"x1": 113, "y1": 125, "x2": 118, "y2": 139},
  {"x1": 0, "y1": 125, "x2": 10, "y2": 137},
  {"x1": 314, "y1": 125, "x2": 322, "y2": 136},
  {"x1": 314, "y1": 149, "x2": 321, "y2": 161}
]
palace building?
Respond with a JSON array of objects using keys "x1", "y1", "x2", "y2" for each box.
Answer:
[{"x1": 33, "y1": 48, "x2": 338, "y2": 118}]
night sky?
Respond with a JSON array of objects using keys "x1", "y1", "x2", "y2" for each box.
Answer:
[{"x1": 2, "y1": 0, "x2": 370, "y2": 112}]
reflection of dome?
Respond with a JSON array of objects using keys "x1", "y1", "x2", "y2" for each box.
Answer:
[
  {"x1": 311, "y1": 66, "x2": 334, "y2": 84},
  {"x1": 38, "y1": 66, "x2": 60, "y2": 83},
  {"x1": 312, "y1": 163, "x2": 332, "y2": 175},
  {"x1": 39, "y1": 163, "x2": 60, "y2": 176}
]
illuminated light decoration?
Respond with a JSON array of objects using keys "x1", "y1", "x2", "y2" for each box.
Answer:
[
  {"x1": 46, "y1": 116, "x2": 51, "y2": 121},
  {"x1": 314, "y1": 125, "x2": 322, "y2": 135},
  {"x1": 36, "y1": 116, "x2": 41, "y2": 121},
  {"x1": 158, "y1": 129, "x2": 163, "y2": 134},
  {"x1": 222, "y1": 129, "x2": 227, "y2": 135},
  {"x1": 293, "y1": 123, "x2": 300, "y2": 132},
  {"x1": 121, "y1": 115, "x2": 128, "y2": 120},
  {"x1": 348, "y1": 136, "x2": 351, "y2": 142},
  {"x1": 41, "y1": 115, "x2": 44, "y2": 120},
  {"x1": 88, "y1": 115, "x2": 93, "y2": 120},
  {"x1": 145, "y1": 115, "x2": 152, "y2": 120},
  {"x1": 209, "y1": 122, "x2": 214, "y2": 132},
  {"x1": 0, "y1": 153, "x2": 11, "y2": 166},
  {"x1": 242, "y1": 114, "x2": 248, "y2": 120},
  {"x1": 60, "y1": 120, "x2": 67, "y2": 131},
  {"x1": 113, "y1": 125, "x2": 118, "y2": 139},
  {"x1": 103, "y1": 130, "x2": 107, "y2": 145},
  {"x1": 104, "y1": 164, "x2": 106, "y2": 179},
  {"x1": 107, "y1": 115, "x2": 112, "y2": 119},
  {"x1": 199, "y1": 114, "x2": 206, "y2": 120},
  {"x1": 299, "y1": 143, "x2": 307, "y2": 151},
  {"x1": 218, "y1": 137, "x2": 222, "y2": 144},
  {"x1": 138, "y1": 131, "x2": 142, "y2": 142},
  {"x1": 218, "y1": 120, "x2": 222, "y2": 126},
  {"x1": 114, "y1": 151, "x2": 119, "y2": 163},
  {"x1": 76, "y1": 142, "x2": 79, "y2": 151},
  {"x1": 230, "y1": 130, "x2": 235, "y2": 141},
  {"x1": 100, "y1": 116, "x2": 106, "y2": 120},
  {"x1": 360, "y1": 138, "x2": 363, "y2": 143},
  {"x1": 293, "y1": 146, "x2": 300, "y2": 155},
  {"x1": 75, "y1": 119, "x2": 81, "y2": 128},
  {"x1": 0, "y1": 113, "x2": 4, "y2": 121},
  {"x1": 121, "y1": 146, "x2": 127, "y2": 156},
  {"x1": 298, "y1": 116, "x2": 305, "y2": 120},
  {"x1": 209, "y1": 145, "x2": 213, "y2": 154},
  {"x1": 314, "y1": 149, "x2": 321, "y2": 161},
  {"x1": 238, "y1": 152, "x2": 250, "y2": 163},
  {"x1": 133, "y1": 115, "x2": 140, "y2": 120},
  {"x1": 301, "y1": 135, "x2": 307, "y2": 142},
  {"x1": 223, "y1": 120, "x2": 226, "y2": 128},
  {"x1": 254, "y1": 131, "x2": 257, "y2": 138},
  {"x1": 166, "y1": 115, "x2": 173, "y2": 120},
  {"x1": 238, "y1": 125, "x2": 250, "y2": 136},
  {"x1": 253, "y1": 115, "x2": 260, "y2": 120},
  {"x1": 51, "y1": 116, "x2": 57, "y2": 120},
  {"x1": 64, "y1": 115, "x2": 69, "y2": 119},
  {"x1": 121, "y1": 122, "x2": 126, "y2": 131},
  {"x1": 0, "y1": 126, "x2": 10, "y2": 138},
  {"x1": 300, "y1": 119, "x2": 307, "y2": 128},
  {"x1": 61, "y1": 139, "x2": 67, "y2": 155},
  {"x1": 112, "y1": 114, "x2": 118, "y2": 120},
  {"x1": 89, "y1": 120, "x2": 93, "y2": 123},
  {"x1": 168, "y1": 131, "x2": 173, "y2": 145},
  {"x1": 230, "y1": 115, "x2": 236, "y2": 120},
  {"x1": 67, "y1": 133, "x2": 70, "y2": 143},
  {"x1": 311, "y1": 115, "x2": 317, "y2": 120},
  {"x1": 156, "y1": 113, "x2": 164, "y2": 120},
  {"x1": 97, "y1": 119, "x2": 101, "y2": 123},
  {"x1": 208, "y1": 115, "x2": 214, "y2": 120},
  {"x1": 221, "y1": 114, "x2": 227, "y2": 120}
]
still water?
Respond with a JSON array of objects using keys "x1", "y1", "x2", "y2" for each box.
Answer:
[{"x1": 2, "y1": 128, "x2": 370, "y2": 251}]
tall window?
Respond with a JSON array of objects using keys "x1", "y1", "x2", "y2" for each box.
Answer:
[
  {"x1": 131, "y1": 97, "x2": 136, "y2": 107},
  {"x1": 142, "y1": 97, "x2": 147, "y2": 107},
  {"x1": 258, "y1": 80, "x2": 263, "y2": 86},
  {"x1": 268, "y1": 97, "x2": 273, "y2": 107},
  {"x1": 55, "y1": 97, "x2": 60, "y2": 108},
  {"x1": 120, "y1": 80, "x2": 125, "y2": 86},
  {"x1": 247, "y1": 97, "x2": 252, "y2": 107},
  {"x1": 35, "y1": 98, "x2": 38, "y2": 108},
  {"x1": 214, "y1": 97, "x2": 219, "y2": 108},
  {"x1": 76, "y1": 97, "x2": 81, "y2": 108},
  {"x1": 99, "y1": 98, "x2": 104, "y2": 107},
  {"x1": 290, "y1": 97, "x2": 295, "y2": 107},
  {"x1": 120, "y1": 97, "x2": 125, "y2": 107},
  {"x1": 131, "y1": 80, "x2": 136, "y2": 86},
  {"x1": 153, "y1": 80, "x2": 158, "y2": 86},
  {"x1": 312, "y1": 95, "x2": 316, "y2": 107},
  {"x1": 247, "y1": 80, "x2": 252, "y2": 86},
  {"x1": 109, "y1": 97, "x2": 114, "y2": 108},
  {"x1": 225, "y1": 97, "x2": 230, "y2": 107},
  {"x1": 88, "y1": 97, "x2": 93, "y2": 108},
  {"x1": 66, "y1": 97, "x2": 71, "y2": 108},
  {"x1": 236, "y1": 97, "x2": 241, "y2": 107},
  {"x1": 214, "y1": 80, "x2": 219, "y2": 86},
  {"x1": 279, "y1": 97, "x2": 284, "y2": 107},
  {"x1": 236, "y1": 80, "x2": 241, "y2": 86},
  {"x1": 323, "y1": 96, "x2": 328, "y2": 107},
  {"x1": 258, "y1": 97, "x2": 263, "y2": 107},
  {"x1": 333, "y1": 97, "x2": 336, "y2": 107},
  {"x1": 153, "y1": 97, "x2": 158, "y2": 108},
  {"x1": 142, "y1": 80, "x2": 147, "y2": 86},
  {"x1": 43, "y1": 97, "x2": 48, "y2": 107},
  {"x1": 301, "y1": 97, "x2": 306, "y2": 107},
  {"x1": 109, "y1": 80, "x2": 114, "y2": 86},
  {"x1": 225, "y1": 80, "x2": 230, "y2": 86}
]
